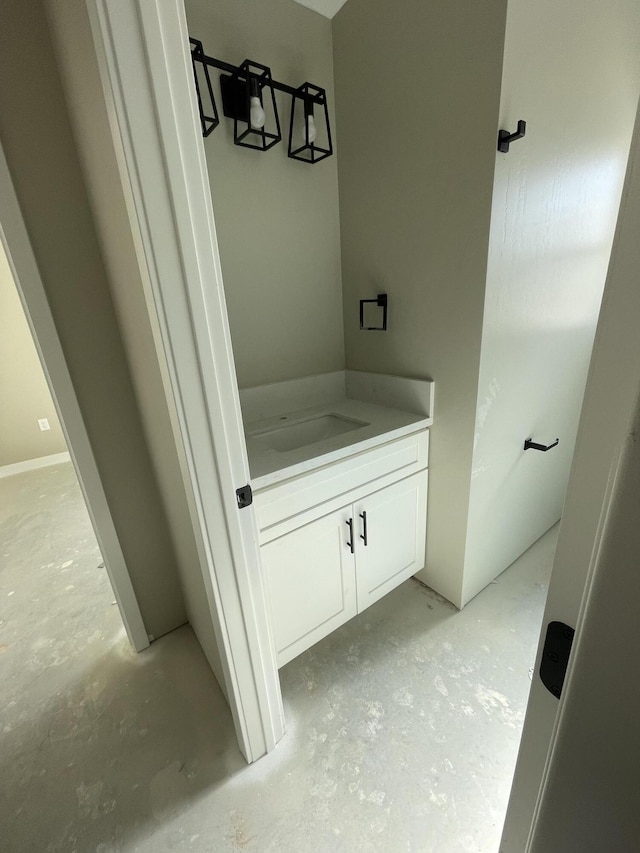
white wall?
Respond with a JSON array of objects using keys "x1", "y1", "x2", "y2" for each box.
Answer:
[
  {"x1": 462, "y1": 0, "x2": 640, "y2": 606},
  {"x1": 0, "y1": 240, "x2": 66, "y2": 467},
  {"x1": 184, "y1": 0, "x2": 345, "y2": 390},
  {"x1": 332, "y1": 0, "x2": 508, "y2": 607}
]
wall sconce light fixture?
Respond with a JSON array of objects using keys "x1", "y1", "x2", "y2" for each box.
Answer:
[
  {"x1": 288, "y1": 83, "x2": 333, "y2": 164},
  {"x1": 220, "y1": 60, "x2": 282, "y2": 152},
  {"x1": 190, "y1": 38, "x2": 219, "y2": 136},
  {"x1": 189, "y1": 37, "x2": 332, "y2": 164}
]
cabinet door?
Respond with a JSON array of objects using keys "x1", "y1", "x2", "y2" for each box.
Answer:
[
  {"x1": 355, "y1": 471, "x2": 428, "y2": 611},
  {"x1": 261, "y1": 507, "x2": 357, "y2": 668}
]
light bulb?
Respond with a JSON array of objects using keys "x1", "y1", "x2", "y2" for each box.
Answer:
[
  {"x1": 306, "y1": 114, "x2": 317, "y2": 144},
  {"x1": 250, "y1": 95, "x2": 265, "y2": 130}
]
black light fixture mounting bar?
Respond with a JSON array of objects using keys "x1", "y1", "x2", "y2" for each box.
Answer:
[{"x1": 190, "y1": 39, "x2": 324, "y2": 106}]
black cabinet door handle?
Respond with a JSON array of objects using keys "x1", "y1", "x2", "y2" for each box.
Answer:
[
  {"x1": 346, "y1": 518, "x2": 355, "y2": 554},
  {"x1": 359, "y1": 511, "x2": 368, "y2": 546},
  {"x1": 524, "y1": 437, "x2": 559, "y2": 452}
]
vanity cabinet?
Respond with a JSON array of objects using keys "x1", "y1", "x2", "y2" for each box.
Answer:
[
  {"x1": 255, "y1": 431, "x2": 429, "y2": 667},
  {"x1": 260, "y1": 506, "x2": 357, "y2": 667},
  {"x1": 354, "y1": 472, "x2": 427, "y2": 612}
]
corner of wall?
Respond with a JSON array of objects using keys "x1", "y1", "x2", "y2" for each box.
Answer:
[{"x1": 332, "y1": 0, "x2": 508, "y2": 608}]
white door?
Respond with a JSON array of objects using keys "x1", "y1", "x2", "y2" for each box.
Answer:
[
  {"x1": 500, "y1": 100, "x2": 640, "y2": 851},
  {"x1": 354, "y1": 472, "x2": 428, "y2": 611},
  {"x1": 261, "y1": 507, "x2": 357, "y2": 667}
]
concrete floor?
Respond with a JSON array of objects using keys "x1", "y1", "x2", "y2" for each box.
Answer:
[{"x1": 0, "y1": 462, "x2": 557, "y2": 853}]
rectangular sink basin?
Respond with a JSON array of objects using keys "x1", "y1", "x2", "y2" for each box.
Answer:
[{"x1": 250, "y1": 413, "x2": 369, "y2": 453}]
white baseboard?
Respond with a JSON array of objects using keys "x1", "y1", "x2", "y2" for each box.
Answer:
[{"x1": 0, "y1": 451, "x2": 71, "y2": 479}]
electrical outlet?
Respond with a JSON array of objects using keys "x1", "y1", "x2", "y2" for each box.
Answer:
[{"x1": 38, "y1": 418, "x2": 50, "y2": 432}]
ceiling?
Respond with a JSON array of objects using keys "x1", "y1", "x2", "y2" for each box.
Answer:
[{"x1": 291, "y1": 0, "x2": 349, "y2": 19}]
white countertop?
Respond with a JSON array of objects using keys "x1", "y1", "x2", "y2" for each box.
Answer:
[{"x1": 245, "y1": 397, "x2": 431, "y2": 490}]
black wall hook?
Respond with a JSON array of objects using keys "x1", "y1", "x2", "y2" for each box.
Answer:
[{"x1": 498, "y1": 120, "x2": 526, "y2": 153}]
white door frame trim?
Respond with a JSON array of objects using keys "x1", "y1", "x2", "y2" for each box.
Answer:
[
  {"x1": 0, "y1": 142, "x2": 150, "y2": 654},
  {"x1": 86, "y1": 0, "x2": 284, "y2": 762}
]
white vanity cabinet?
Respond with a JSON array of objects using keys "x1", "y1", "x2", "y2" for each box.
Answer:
[
  {"x1": 260, "y1": 506, "x2": 357, "y2": 667},
  {"x1": 354, "y1": 471, "x2": 427, "y2": 612},
  {"x1": 255, "y1": 430, "x2": 429, "y2": 667}
]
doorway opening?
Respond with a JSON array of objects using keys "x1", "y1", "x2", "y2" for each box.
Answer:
[
  {"x1": 167, "y1": 1, "x2": 637, "y2": 848},
  {"x1": 0, "y1": 233, "x2": 130, "y2": 675},
  {"x1": 0, "y1": 183, "x2": 248, "y2": 851},
  {"x1": 0, "y1": 138, "x2": 149, "y2": 656},
  {"x1": 69, "y1": 0, "x2": 640, "y2": 848},
  {"x1": 173, "y1": 5, "x2": 566, "y2": 849}
]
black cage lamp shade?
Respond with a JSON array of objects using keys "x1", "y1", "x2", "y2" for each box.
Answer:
[
  {"x1": 220, "y1": 60, "x2": 282, "y2": 152},
  {"x1": 288, "y1": 83, "x2": 333, "y2": 164},
  {"x1": 190, "y1": 39, "x2": 219, "y2": 136},
  {"x1": 188, "y1": 37, "x2": 334, "y2": 164}
]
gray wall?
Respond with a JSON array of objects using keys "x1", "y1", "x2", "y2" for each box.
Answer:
[
  {"x1": 184, "y1": 0, "x2": 345, "y2": 390},
  {"x1": 0, "y1": 241, "x2": 66, "y2": 467},
  {"x1": 333, "y1": 0, "x2": 508, "y2": 606},
  {"x1": 44, "y1": 0, "x2": 225, "y2": 689},
  {"x1": 0, "y1": 0, "x2": 186, "y2": 640}
]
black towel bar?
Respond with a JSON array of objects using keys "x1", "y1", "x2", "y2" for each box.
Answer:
[{"x1": 524, "y1": 437, "x2": 559, "y2": 452}]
